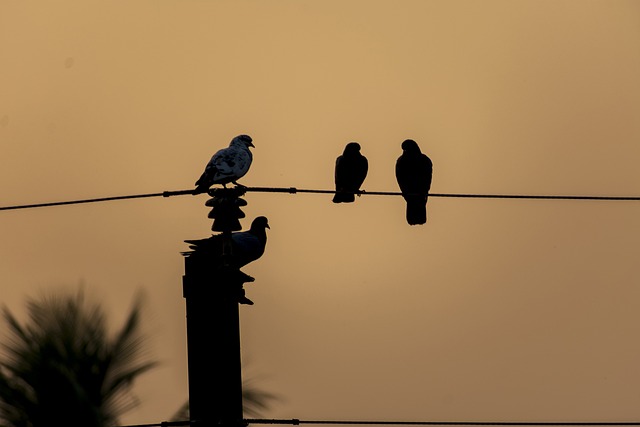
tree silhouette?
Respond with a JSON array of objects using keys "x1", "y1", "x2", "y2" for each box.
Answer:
[
  {"x1": 170, "y1": 376, "x2": 279, "y2": 421},
  {"x1": 0, "y1": 288, "x2": 157, "y2": 427}
]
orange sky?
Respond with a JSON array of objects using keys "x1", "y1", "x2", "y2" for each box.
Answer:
[{"x1": 2, "y1": 1, "x2": 640, "y2": 425}]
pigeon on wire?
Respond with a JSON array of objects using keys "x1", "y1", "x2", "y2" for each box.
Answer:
[
  {"x1": 194, "y1": 134, "x2": 255, "y2": 194},
  {"x1": 184, "y1": 216, "x2": 270, "y2": 269},
  {"x1": 332, "y1": 142, "x2": 369, "y2": 203},
  {"x1": 395, "y1": 139, "x2": 433, "y2": 225}
]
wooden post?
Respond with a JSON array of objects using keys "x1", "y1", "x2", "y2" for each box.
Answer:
[
  {"x1": 181, "y1": 187, "x2": 253, "y2": 426},
  {"x1": 182, "y1": 243, "x2": 245, "y2": 426}
]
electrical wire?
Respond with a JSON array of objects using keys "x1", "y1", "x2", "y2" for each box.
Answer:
[
  {"x1": 8, "y1": 194, "x2": 632, "y2": 427},
  {"x1": 246, "y1": 420, "x2": 640, "y2": 426},
  {"x1": 1, "y1": 187, "x2": 640, "y2": 212},
  {"x1": 116, "y1": 419, "x2": 640, "y2": 427}
]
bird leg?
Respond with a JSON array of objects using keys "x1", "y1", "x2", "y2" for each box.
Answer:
[
  {"x1": 237, "y1": 288, "x2": 254, "y2": 305},
  {"x1": 232, "y1": 182, "x2": 247, "y2": 192}
]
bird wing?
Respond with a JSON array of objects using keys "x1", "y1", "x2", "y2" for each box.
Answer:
[
  {"x1": 334, "y1": 155, "x2": 346, "y2": 189},
  {"x1": 352, "y1": 153, "x2": 368, "y2": 190},
  {"x1": 230, "y1": 232, "x2": 264, "y2": 266},
  {"x1": 183, "y1": 232, "x2": 262, "y2": 266},
  {"x1": 194, "y1": 150, "x2": 223, "y2": 187},
  {"x1": 396, "y1": 153, "x2": 432, "y2": 194},
  {"x1": 210, "y1": 147, "x2": 252, "y2": 182},
  {"x1": 335, "y1": 154, "x2": 368, "y2": 191}
]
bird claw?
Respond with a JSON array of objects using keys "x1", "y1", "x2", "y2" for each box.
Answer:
[
  {"x1": 232, "y1": 183, "x2": 248, "y2": 195},
  {"x1": 238, "y1": 288, "x2": 254, "y2": 305},
  {"x1": 238, "y1": 295, "x2": 254, "y2": 305},
  {"x1": 233, "y1": 269, "x2": 255, "y2": 284}
]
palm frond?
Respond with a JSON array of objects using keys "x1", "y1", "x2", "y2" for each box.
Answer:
[{"x1": 0, "y1": 287, "x2": 156, "y2": 427}]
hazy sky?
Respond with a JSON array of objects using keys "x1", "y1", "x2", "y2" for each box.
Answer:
[{"x1": 2, "y1": 0, "x2": 640, "y2": 425}]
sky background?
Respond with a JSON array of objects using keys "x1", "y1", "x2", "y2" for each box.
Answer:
[{"x1": 2, "y1": 0, "x2": 640, "y2": 425}]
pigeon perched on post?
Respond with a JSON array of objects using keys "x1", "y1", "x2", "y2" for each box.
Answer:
[
  {"x1": 184, "y1": 216, "x2": 270, "y2": 269},
  {"x1": 184, "y1": 216, "x2": 269, "y2": 305},
  {"x1": 395, "y1": 139, "x2": 433, "y2": 225},
  {"x1": 194, "y1": 134, "x2": 254, "y2": 194},
  {"x1": 332, "y1": 142, "x2": 368, "y2": 203}
]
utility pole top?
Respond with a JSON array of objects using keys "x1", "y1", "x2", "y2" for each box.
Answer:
[{"x1": 182, "y1": 184, "x2": 270, "y2": 426}]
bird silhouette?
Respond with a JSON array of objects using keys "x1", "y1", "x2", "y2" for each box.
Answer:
[
  {"x1": 395, "y1": 139, "x2": 433, "y2": 225},
  {"x1": 184, "y1": 216, "x2": 269, "y2": 305},
  {"x1": 184, "y1": 216, "x2": 270, "y2": 269},
  {"x1": 194, "y1": 134, "x2": 254, "y2": 194},
  {"x1": 332, "y1": 142, "x2": 368, "y2": 203}
]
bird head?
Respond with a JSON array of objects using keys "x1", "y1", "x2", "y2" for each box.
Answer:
[
  {"x1": 250, "y1": 216, "x2": 270, "y2": 231},
  {"x1": 401, "y1": 139, "x2": 421, "y2": 153},
  {"x1": 344, "y1": 142, "x2": 361, "y2": 155},
  {"x1": 234, "y1": 134, "x2": 255, "y2": 148}
]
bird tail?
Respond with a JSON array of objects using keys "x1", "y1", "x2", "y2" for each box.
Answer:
[
  {"x1": 332, "y1": 191, "x2": 356, "y2": 203},
  {"x1": 405, "y1": 196, "x2": 427, "y2": 225}
]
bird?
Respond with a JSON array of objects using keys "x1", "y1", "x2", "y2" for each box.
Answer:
[
  {"x1": 395, "y1": 139, "x2": 433, "y2": 225},
  {"x1": 184, "y1": 216, "x2": 269, "y2": 305},
  {"x1": 194, "y1": 134, "x2": 255, "y2": 194},
  {"x1": 184, "y1": 216, "x2": 270, "y2": 269},
  {"x1": 332, "y1": 142, "x2": 368, "y2": 203}
]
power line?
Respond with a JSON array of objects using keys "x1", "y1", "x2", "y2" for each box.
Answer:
[
  {"x1": 117, "y1": 422, "x2": 190, "y2": 427},
  {"x1": 1, "y1": 187, "x2": 640, "y2": 212},
  {"x1": 0, "y1": 189, "x2": 193, "y2": 211},
  {"x1": 247, "y1": 187, "x2": 640, "y2": 201},
  {"x1": 117, "y1": 419, "x2": 640, "y2": 427},
  {"x1": 250, "y1": 421, "x2": 640, "y2": 426}
]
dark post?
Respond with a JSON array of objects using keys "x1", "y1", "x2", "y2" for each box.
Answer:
[{"x1": 182, "y1": 188, "x2": 249, "y2": 427}]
